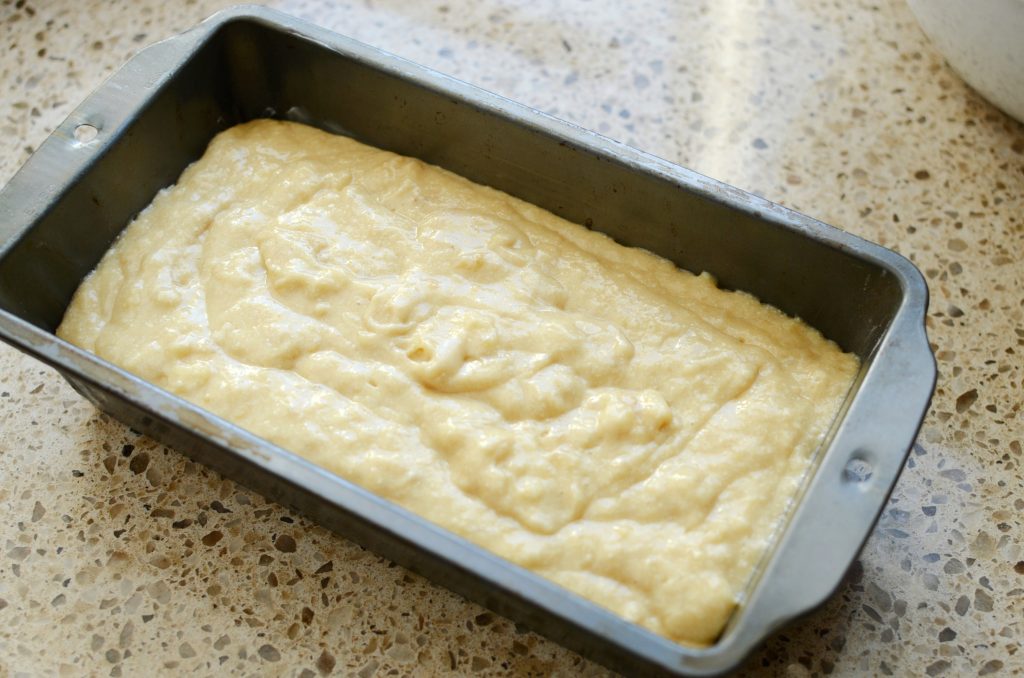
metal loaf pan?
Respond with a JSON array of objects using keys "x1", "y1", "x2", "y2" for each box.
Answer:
[{"x1": 0, "y1": 7, "x2": 936, "y2": 676}]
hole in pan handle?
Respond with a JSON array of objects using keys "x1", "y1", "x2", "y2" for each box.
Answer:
[
  {"x1": 843, "y1": 452, "x2": 874, "y2": 486},
  {"x1": 73, "y1": 123, "x2": 99, "y2": 144}
]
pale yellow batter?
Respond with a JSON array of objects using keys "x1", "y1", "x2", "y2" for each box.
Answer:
[{"x1": 58, "y1": 119, "x2": 858, "y2": 646}]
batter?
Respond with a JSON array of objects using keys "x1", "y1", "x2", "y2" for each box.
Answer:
[{"x1": 58, "y1": 119, "x2": 858, "y2": 646}]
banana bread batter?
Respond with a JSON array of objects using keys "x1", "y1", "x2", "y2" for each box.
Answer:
[{"x1": 58, "y1": 120, "x2": 858, "y2": 645}]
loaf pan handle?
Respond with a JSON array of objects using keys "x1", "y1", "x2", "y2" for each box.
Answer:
[{"x1": 0, "y1": 14, "x2": 222, "y2": 258}]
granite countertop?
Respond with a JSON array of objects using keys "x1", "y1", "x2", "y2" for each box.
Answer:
[{"x1": 1, "y1": 0, "x2": 1021, "y2": 675}]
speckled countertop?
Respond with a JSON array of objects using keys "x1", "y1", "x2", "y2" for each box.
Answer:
[{"x1": 0, "y1": 0, "x2": 1021, "y2": 675}]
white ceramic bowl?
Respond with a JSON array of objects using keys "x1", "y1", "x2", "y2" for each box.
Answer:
[{"x1": 907, "y1": 0, "x2": 1024, "y2": 122}]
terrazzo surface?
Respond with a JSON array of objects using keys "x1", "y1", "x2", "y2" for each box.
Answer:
[{"x1": 0, "y1": 0, "x2": 1021, "y2": 675}]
